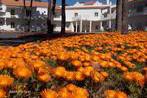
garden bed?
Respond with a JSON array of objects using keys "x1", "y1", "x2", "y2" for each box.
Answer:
[{"x1": 0, "y1": 32, "x2": 146, "y2": 98}]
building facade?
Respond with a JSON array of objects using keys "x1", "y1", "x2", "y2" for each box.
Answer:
[
  {"x1": 0, "y1": 0, "x2": 116, "y2": 33},
  {"x1": 0, "y1": 0, "x2": 146, "y2": 33},
  {"x1": 55, "y1": 0, "x2": 116, "y2": 32},
  {"x1": 129, "y1": 0, "x2": 147, "y2": 30},
  {"x1": 0, "y1": 0, "x2": 50, "y2": 32}
]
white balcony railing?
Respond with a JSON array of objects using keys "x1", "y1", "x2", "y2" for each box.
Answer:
[
  {"x1": 54, "y1": 16, "x2": 61, "y2": 21},
  {"x1": 72, "y1": 16, "x2": 81, "y2": 21}
]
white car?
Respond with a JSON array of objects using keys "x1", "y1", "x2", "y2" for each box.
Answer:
[{"x1": 128, "y1": 25, "x2": 132, "y2": 30}]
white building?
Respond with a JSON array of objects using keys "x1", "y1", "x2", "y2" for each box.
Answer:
[
  {"x1": 55, "y1": 0, "x2": 116, "y2": 32},
  {"x1": 0, "y1": 0, "x2": 116, "y2": 33},
  {"x1": 0, "y1": 0, "x2": 51, "y2": 32}
]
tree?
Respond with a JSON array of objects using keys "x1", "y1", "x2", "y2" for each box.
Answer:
[
  {"x1": 47, "y1": 0, "x2": 54, "y2": 34},
  {"x1": 52, "y1": 0, "x2": 56, "y2": 15},
  {"x1": 122, "y1": 0, "x2": 128, "y2": 34},
  {"x1": 28, "y1": 0, "x2": 33, "y2": 32},
  {"x1": 116, "y1": 0, "x2": 128, "y2": 34},
  {"x1": 61, "y1": 0, "x2": 66, "y2": 34},
  {"x1": 23, "y1": 0, "x2": 27, "y2": 31},
  {"x1": 116, "y1": 0, "x2": 122, "y2": 32}
]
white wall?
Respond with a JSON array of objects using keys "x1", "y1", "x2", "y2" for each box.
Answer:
[
  {"x1": 66, "y1": 8, "x2": 102, "y2": 21},
  {"x1": 36, "y1": 7, "x2": 48, "y2": 15},
  {"x1": 0, "y1": 4, "x2": 6, "y2": 12}
]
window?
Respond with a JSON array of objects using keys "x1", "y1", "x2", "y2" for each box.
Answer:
[
  {"x1": 11, "y1": 22, "x2": 15, "y2": 28},
  {"x1": 75, "y1": 13, "x2": 78, "y2": 17},
  {"x1": 95, "y1": 12, "x2": 98, "y2": 17},
  {"x1": 104, "y1": 14, "x2": 107, "y2": 18},
  {"x1": 10, "y1": 9, "x2": 15, "y2": 15},
  {"x1": 66, "y1": 23, "x2": 70, "y2": 28},
  {"x1": 136, "y1": 6, "x2": 143, "y2": 12},
  {"x1": 0, "y1": 21, "x2": 3, "y2": 26}
]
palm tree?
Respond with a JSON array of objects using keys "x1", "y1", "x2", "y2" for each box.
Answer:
[
  {"x1": 116, "y1": 0, "x2": 122, "y2": 32},
  {"x1": 23, "y1": 0, "x2": 26, "y2": 13},
  {"x1": 122, "y1": 0, "x2": 128, "y2": 34},
  {"x1": 23, "y1": 0, "x2": 26, "y2": 31},
  {"x1": 52, "y1": 0, "x2": 56, "y2": 15},
  {"x1": 116, "y1": 0, "x2": 128, "y2": 34},
  {"x1": 61, "y1": 0, "x2": 66, "y2": 34},
  {"x1": 47, "y1": 0, "x2": 54, "y2": 34},
  {"x1": 28, "y1": 0, "x2": 33, "y2": 32}
]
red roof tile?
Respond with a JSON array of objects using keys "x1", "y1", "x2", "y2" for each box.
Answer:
[{"x1": 1, "y1": 0, "x2": 48, "y2": 7}]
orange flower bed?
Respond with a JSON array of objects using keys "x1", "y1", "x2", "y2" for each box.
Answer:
[{"x1": 0, "y1": 32, "x2": 146, "y2": 97}]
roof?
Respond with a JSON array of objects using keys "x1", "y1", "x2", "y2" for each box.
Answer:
[
  {"x1": 0, "y1": 0, "x2": 48, "y2": 7},
  {"x1": 128, "y1": 0, "x2": 147, "y2": 2},
  {"x1": 83, "y1": 1, "x2": 96, "y2": 5},
  {"x1": 66, "y1": 5, "x2": 111, "y2": 10}
]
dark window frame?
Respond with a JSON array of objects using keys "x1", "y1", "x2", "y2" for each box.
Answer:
[
  {"x1": 95, "y1": 12, "x2": 99, "y2": 17},
  {"x1": 75, "y1": 13, "x2": 78, "y2": 17},
  {"x1": 10, "y1": 9, "x2": 15, "y2": 15},
  {"x1": 11, "y1": 22, "x2": 15, "y2": 28}
]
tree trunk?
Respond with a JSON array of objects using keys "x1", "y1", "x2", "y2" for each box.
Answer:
[
  {"x1": 23, "y1": 0, "x2": 26, "y2": 32},
  {"x1": 116, "y1": 0, "x2": 123, "y2": 32},
  {"x1": 52, "y1": 0, "x2": 56, "y2": 15},
  {"x1": 61, "y1": 0, "x2": 66, "y2": 34},
  {"x1": 47, "y1": 0, "x2": 53, "y2": 34},
  {"x1": 28, "y1": 0, "x2": 33, "y2": 32},
  {"x1": 122, "y1": 0, "x2": 128, "y2": 34}
]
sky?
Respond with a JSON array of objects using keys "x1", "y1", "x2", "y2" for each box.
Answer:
[{"x1": 42, "y1": 0, "x2": 116, "y2": 5}]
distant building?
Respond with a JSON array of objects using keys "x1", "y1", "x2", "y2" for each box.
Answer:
[
  {"x1": 0, "y1": 0, "x2": 146, "y2": 33},
  {"x1": 55, "y1": 0, "x2": 116, "y2": 32},
  {"x1": 129, "y1": 0, "x2": 147, "y2": 30},
  {"x1": 0, "y1": 0, "x2": 58, "y2": 32},
  {"x1": 0, "y1": 0, "x2": 116, "y2": 33}
]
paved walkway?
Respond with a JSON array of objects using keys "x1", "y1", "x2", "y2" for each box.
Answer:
[
  {"x1": 0, "y1": 32, "x2": 91, "y2": 46},
  {"x1": 0, "y1": 32, "x2": 47, "y2": 39}
]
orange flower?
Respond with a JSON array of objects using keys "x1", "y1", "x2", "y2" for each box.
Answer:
[
  {"x1": 115, "y1": 91, "x2": 128, "y2": 98},
  {"x1": 104, "y1": 90, "x2": 127, "y2": 98},
  {"x1": 0, "y1": 75, "x2": 14, "y2": 87},
  {"x1": 123, "y1": 72, "x2": 145, "y2": 87},
  {"x1": 78, "y1": 67, "x2": 94, "y2": 77},
  {"x1": 71, "y1": 60, "x2": 82, "y2": 67},
  {"x1": 74, "y1": 72, "x2": 85, "y2": 81},
  {"x1": 58, "y1": 84, "x2": 89, "y2": 98},
  {"x1": 65, "y1": 72, "x2": 75, "y2": 81},
  {"x1": 40, "y1": 89, "x2": 58, "y2": 98},
  {"x1": 13, "y1": 67, "x2": 32, "y2": 79},
  {"x1": 104, "y1": 90, "x2": 116, "y2": 98},
  {"x1": 54, "y1": 67, "x2": 66, "y2": 78},
  {"x1": 38, "y1": 73, "x2": 51, "y2": 83},
  {"x1": 58, "y1": 88, "x2": 71, "y2": 98},
  {"x1": 33, "y1": 60, "x2": 46, "y2": 69},
  {"x1": 66, "y1": 84, "x2": 77, "y2": 91},
  {"x1": 73, "y1": 88, "x2": 89, "y2": 98},
  {"x1": 91, "y1": 71, "x2": 101, "y2": 82},
  {"x1": 0, "y1": 62, "x2": 6, "y2": 70},
  {"x1": 100, "y1": 72, "x2": 109, "y2": 78},
  {"x1": 0, "y1": 89, "x2": 6, "y2": 98},
  {"x1": 58, "y1": 53, "x2": 69, "y2": 61},
  {"x1": 120, "y1": 66, "x2": 128, "y2": 72},
  {"x1": 123, "y1": 72, "x2": 133, "y2": 81}
]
